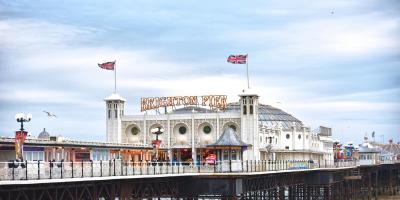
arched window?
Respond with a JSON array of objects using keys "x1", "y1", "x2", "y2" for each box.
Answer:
[
  {"x1": 179, "y1": 126, "x2": 187, "y2": 134},
  {"x1": 286, "y1": 134, "x2": 290, "y2": 139},
  {"x1": 131, "y1": 127, "x2": 139, "y2": 135},
  {"x1": 203, "y1": 126, "x2": 211, "y2": 134}
]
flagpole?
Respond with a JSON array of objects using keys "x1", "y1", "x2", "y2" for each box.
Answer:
[
  {"x1": 114, "y1": 60, "x2": 117, "y2": 93},
  {"x1": 246, "y1": 54, "x2": 250, "y2": 89}
]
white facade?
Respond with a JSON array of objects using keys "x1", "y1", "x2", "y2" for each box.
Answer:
[{"x1": 105, "y1": 91, "x2": 334, "y2": 163}]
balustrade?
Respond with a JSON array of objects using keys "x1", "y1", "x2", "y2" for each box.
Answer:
[{"x1": 0, "y1": 159, "x2": 379, "y2": 181}]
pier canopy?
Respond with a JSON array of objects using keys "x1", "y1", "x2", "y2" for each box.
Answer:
[
  {"x1": 208, "y1": 128, "x2": 248, "y2": 163},
  {"x1": 208, "y1": 127, "x2": 248, "y2": 148}
]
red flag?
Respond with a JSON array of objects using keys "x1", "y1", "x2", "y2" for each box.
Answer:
[
  {"x1": 98, "y1": 61, "x2": 115, "y2": 70},
  {"x1": 227, "y1": 55, "x2": 247, "y2": 64}
]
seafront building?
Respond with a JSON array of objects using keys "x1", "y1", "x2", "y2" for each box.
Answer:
[{"x1": 105, "y1": 90, "x2": 335, "y2": 164}]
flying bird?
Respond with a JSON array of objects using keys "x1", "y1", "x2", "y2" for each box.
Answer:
[
  {"x1": 331, "y1": 11, "x2": 335, "y2": 14},
  {"x1": 43, "y1": 111, "x2": 57, "y2": 118}
]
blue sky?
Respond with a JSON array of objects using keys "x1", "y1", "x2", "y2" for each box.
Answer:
[{"x1": 0, "y1": 0, "x2": 399, "y2": 144}]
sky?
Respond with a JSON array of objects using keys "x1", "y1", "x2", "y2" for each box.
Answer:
[{"x1": 0, "y1": 0, "x2": 399, "y2": 144}]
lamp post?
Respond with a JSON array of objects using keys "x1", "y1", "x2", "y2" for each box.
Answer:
[
  {"x1": 151, "y1": 127, "x2": 164, "y2": 162},
  {"x1": 14, "y1": 113, "x2": 32, "y2": 161}
]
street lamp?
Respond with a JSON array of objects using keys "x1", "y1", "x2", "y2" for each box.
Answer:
[
  {"x1": 151, "y1": 127, "x2": 164, "y2": 162},
  {"x1": 15, "y1": 113, "x2": 32, "y2": 131},
  {"x1": 14, "y1": 113, "x2": 32, "y2": 161},
  {"x1": 151, "y1": 127, "x2": 164, "y2": 140}
]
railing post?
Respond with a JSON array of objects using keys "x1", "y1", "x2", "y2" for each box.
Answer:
[
  {"x1": 81, "y1": 160, "x2": 84, "y2": 178},
  {"x1": 178, "y1": 162, "x2": 180, "y2": 174},
  {"x1": 61, "y1": 160, "x2": 63, "y2": 178},
  {"x1": 113, "y1": 159, "x2": 116, "y2": 176},
  {"x1": 154, "y1": 162, "x2": 156, "y2": 175},
  {"x1": 25, "y1": 160, "x2": 28, "y2": 180},
  {"x1": 72, "y1": 161, "x2": 74, "y2": 178},
  {"x1": 198, "y1": 162, "x2": 200, "y2": 173},
  {"x1": 100, "y1": 160, "x2": 103, "y2": 177},
  {"x1": 49, "y1": 161, "x2": 52, "y2": 179},
  {"x1": 37, "y1": 160, "x2": 40, "y2": 180},
  {"x1": 241, "y1": 160, "x2": 244, "y2": 172},
  {"x1": 246, "y1": 160, "x2": 249, "y2": 172},
  {"x1": 91, "y1": 160, "x2": 93, "y2": 177}
]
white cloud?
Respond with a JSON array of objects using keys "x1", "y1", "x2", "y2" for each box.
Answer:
[
  {"x1": 0, "y1": 18, "x2": 99, "y2": 51},
  {"x1": 231, "y1": 13, "x2": 399, "y2": 58}
]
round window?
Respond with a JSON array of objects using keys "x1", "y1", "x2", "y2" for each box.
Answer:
[
  {"x1": 131, "y1": 127, "x2": 139, "y2": 135},
  {"x1": 286, "y1": 134, "x2": 290, "y2": 139},
  {"x1": 179, "y1": 126, "x2": 187, "y2": 134},
  {"x1": 229, "y1": 125, "x2": 236, "y2": 131},
  {"x1": 203, "y1": 126, "x2": 211, "y2": 134},
  {"x1": 298, "y1": 134, "x2": 301, "y2": 139}
]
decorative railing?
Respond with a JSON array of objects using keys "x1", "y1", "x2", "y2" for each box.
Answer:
[{"x1": 0, "y1": 159, "x2": 365, "y2": 181}]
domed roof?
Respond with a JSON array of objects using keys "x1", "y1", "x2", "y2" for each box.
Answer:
[
  {"x1": 38, "y1": 128, "x2": 50, "y2": 140},
  {"x1": 227, "y1": 103, "x2": 303, "y2": 130},
  {"x1": 104, "y1": 93, "x2": 126, "y2": 102},
  {"x1": 170, "y1": 106, "x2": 216, "y2": 114},
  {"x1": 170, "y1": 102, "x2": 303, "y2": 130}
]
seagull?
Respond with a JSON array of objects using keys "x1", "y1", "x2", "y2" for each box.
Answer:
[
  {"x1": 43, "y1": 111, "x2": 57, "y2": 118},
  {"x1": 331, "y1": 11, "x2": 335, "y2": 14}
]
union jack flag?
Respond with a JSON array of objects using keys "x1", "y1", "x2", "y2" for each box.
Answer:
[
  {"x1": 227, "y1": 55, "x2": 247, "y2": 64},
  {"x1": 98, "y1": 61, "x2": 115, "y2": 70}
]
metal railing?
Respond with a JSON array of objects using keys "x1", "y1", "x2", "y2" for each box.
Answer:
[{"x1": 0, "y1": 159, "x2": 362, "y2": 181}]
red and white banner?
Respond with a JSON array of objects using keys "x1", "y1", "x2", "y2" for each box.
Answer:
[
  {"x1": 227, "y1": 55, "x2": 247, "y2": 64},
  {"x1": 98, "y1": 61, "x2": 116, "y2": 70}
]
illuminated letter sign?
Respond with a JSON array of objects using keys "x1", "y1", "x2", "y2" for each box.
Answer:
[{"x1": 141, "y1": 95, "x2": 227, "y2": 112}]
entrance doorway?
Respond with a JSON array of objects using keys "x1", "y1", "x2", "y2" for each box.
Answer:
[{"x1": 172, "y1": 148, "x2": 192, "y2": 164}]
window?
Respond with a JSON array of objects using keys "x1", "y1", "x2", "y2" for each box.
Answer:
[
  {"x1": 131, "y1": 127, "x2": 139, "y2": 135},
  {"x1": 269, "y1": 137, "x2": 272, "y2": 144},
  {"x1": 115, "y1": 110, "x2": 118, "y2": 118},
  {"x1": 286, "y1": 134, "x2": 290, "y2": 139},
  {"x1": 285, "y1": 146, "x2": 289, "y2": 150},
  {"x1": 223, "y1": 150, "x2": 229, "y2": 160},
  {"x1": 179, "y1": 126, "x2": 187, "y2": 134},
  {"x1": 108, "y1": 110, "x2": 111, "y2": 118},
  {"x1": 203, "y1": 126, "x2": 211, "y2": 134},
  {"x1": 231, "y1": 150, "x2": 237, "y2": 160},
  {"x1": 298, "y1": 134, "x2": 301, "y2": 139},
  {"x1": 250, "y1": 105, "x2": 253, "y2": 114},
  {"x1": 229, "y1": 125, "x2": 237, "y2": 131},
  {"x1": 243, "y1": 105, "x2": 247, "y2": 115}
]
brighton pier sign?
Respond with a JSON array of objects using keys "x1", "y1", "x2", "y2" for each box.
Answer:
[{"x1": 141, "y1": 95, "x2": 227, "y2": 112}]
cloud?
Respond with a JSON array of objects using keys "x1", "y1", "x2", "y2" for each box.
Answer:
[
  {"x1": 230, "y1": 13, "x2": 399, "y2": 59},
  {"x1": 0, "y1": 18, "x2": 99, "y2": 51}
]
